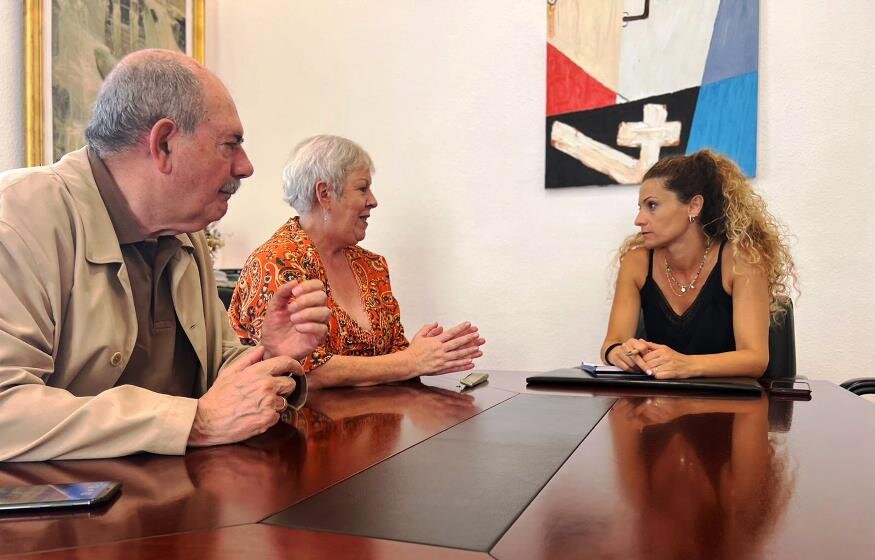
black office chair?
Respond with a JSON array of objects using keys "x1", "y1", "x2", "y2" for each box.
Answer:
[
  {"x1": 761, "y1": 299, "x2": 796, "y2": 380},
  {"x1": 215, "y1": 268, "x2": 241, "y2": 310},
  {"x1": 840, "y1": 378, "x2": 875, "y2": 396},
  {"x1": 217, "y1": 286, "x2": 235, "y2": 309}
]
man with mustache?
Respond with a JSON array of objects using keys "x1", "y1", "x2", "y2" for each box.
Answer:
[{"x1": 0, "y1": 50, "x2": 330, "y2": 461}]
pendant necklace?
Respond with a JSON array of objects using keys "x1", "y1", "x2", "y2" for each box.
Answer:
[{"x1": 664, "y1": 238, "x2": 712, "y2": 297}]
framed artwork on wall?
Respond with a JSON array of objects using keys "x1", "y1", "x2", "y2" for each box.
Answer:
[
  {"x1": 545, "y1": 0, "x2": 759, "y2": 188},
  {"x1": 24, "y1": 0, "x2": 205, "y2": 166}
]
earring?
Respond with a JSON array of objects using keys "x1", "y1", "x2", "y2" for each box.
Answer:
[
  {"x1": 323, "y1": 209, "x2": 329, "y2": 225},
  {"x1": 688, "y1": 215, "x2": 696, "y2": 224}
]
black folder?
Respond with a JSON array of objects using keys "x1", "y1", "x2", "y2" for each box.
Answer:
[{"x1": 526, "y1": 367, "x2": 763, "y2": 396}]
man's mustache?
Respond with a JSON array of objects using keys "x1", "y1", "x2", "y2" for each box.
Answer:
[{"x1": 219, "y1": 179, "x2": 241, "y2": 195}]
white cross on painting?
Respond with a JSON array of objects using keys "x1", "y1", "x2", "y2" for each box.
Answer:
[{"x1": 551, "y1": 104, "x2": 680, "y2": 184}]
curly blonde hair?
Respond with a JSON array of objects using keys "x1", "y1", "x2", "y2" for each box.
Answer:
[{"x1": 617, "y1": 150, "x2": 797, "y2": 314}]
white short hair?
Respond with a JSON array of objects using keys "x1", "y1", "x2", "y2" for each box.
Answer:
[{"x1": 282, "y1": 135, "x2": 374, "y2": 214}]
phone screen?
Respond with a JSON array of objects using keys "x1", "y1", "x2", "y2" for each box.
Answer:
[{"x1": 0, "y1": 481, "x2": 121, "y2": 512}]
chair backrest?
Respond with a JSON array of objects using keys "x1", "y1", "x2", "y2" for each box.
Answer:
[
  {"x1": 762, "y1": 300, "x2": 796, "y2": 380},
  {"x1": 635, "y1": 299, "x2": 796, "y2": 379},
  {"x1": 764, "y1": 300, "x2": 797, "y2": 433},
  {"x1": 218, "y1": 286, "x2": 235, "y2": 309},
  {"x1": 215, "y1": 268, "x2": 241, "y2": 310}
]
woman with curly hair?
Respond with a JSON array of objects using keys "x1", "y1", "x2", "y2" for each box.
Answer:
[{"x1": 601, "y1": 150, "x2": 796, "y2": 378}]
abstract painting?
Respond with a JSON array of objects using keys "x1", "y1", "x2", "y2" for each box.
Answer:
[{"x1": 545, "y1": 0, "x2": 758, "y2": 188}]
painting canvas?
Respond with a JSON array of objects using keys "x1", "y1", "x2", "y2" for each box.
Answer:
[
  {"x1": 26, "y1": 0, "x2": 202, "y2": 166},
  {"x1": 545, "y1": 0, "x2": 758, "y2": 188}
]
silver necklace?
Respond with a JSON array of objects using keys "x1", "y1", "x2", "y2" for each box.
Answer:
[{"x1": 664, "y1": 238, "x2": 712, "y2": 296}]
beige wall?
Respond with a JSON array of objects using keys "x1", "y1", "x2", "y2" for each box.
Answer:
[
  {"x1": 0, "y1": 2, "x2": 22, "y2": 172},
  {"x1": 2, "y1": 1, "x2": 874, "y2": 383}
]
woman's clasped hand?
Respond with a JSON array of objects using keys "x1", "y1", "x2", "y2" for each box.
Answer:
[
  {"x1": 609, "y1": 338, "x2": 697, "y2": 379},
  {"x1": 407, "y1": 322, "x2": 485, "y2": 376}
]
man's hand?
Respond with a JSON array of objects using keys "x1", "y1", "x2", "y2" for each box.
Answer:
[
  {"x1": 259, "y1": 279, "x2": 330, "y2": 361},
  {"x1": 187, "y1": 347, "x2": 302, "y2": 447}
]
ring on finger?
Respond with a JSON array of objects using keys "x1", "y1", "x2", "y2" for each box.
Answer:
[{"x1": 276, "y1": 396, "x2": 288, "y2": 412}]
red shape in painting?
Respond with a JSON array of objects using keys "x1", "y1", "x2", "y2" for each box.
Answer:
[{"x1": 547, "y1": 43, "x2": 616, "y2": 116}]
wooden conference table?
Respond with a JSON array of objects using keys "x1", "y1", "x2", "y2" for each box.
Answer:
[{"x1": 1, "y1": 371, "x2": 874, "y2": 559}]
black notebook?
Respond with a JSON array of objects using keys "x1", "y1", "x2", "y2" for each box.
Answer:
[{"x1": 526, "y1": 367, "x2": 763, "y2": 396}]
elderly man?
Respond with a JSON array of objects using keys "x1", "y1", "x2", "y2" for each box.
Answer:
[{"x1": 0, "y1": 49, "x2": 329, "y2": 461}]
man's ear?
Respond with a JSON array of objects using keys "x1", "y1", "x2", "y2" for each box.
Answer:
[
  {"x1": 148, "y1": 118, "x2": 178, "y2": 174},
  {"x1": 314, "y1": 180, "x2": 333, "y2": 210}
]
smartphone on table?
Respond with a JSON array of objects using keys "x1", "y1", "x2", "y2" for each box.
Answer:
[{"x1": 0, "y1": 481, "x2": 121, "y2": 513}]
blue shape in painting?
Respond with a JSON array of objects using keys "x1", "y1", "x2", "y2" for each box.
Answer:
[
  {"x1": 702, "y1": 0, "x2": 759, "y2": 84},
  {"x1": 687, "y1": 72, "x2": 758, "y2": 176}
]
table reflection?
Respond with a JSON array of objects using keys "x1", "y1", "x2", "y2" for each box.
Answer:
[
  {"x1": 609, "y1": 395, "x2": 794, "y2": 560},
  {"x1": 0, "y1": 380, "x2": 482, "y2": 556},
  {"x1": 280, "y1": 382, "x2": 477, "y2": 490},
  {"x1": 0, "y1": 434, "x2": 302, "y2": 555}
]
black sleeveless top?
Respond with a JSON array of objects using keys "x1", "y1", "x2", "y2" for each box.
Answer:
[{"x1": 640, "y1": 242, "x2": 735, "y2": 355}]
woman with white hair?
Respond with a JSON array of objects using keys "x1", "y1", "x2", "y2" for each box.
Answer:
[{"x1": 230, "y1": 135, "x2": 485, "y2": 388}]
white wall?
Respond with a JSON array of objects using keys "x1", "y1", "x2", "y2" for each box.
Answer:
[
  {"x1": 2, "y1": 1, "x2": 873, "y2": 383},
  {"x1": 0, "y1": 2, "x2": 23, "y2": 172}
]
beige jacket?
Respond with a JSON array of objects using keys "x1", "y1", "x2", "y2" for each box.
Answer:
[{"x1": 0, "y1": 148, "x2": 247, "y2": 461}]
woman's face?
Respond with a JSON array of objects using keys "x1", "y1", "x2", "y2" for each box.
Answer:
[
  {"x1": 329, "y1": 167, "x2": 377, "y2": 245},
  {"x1": 634, "y1": 178, "x2": 695, "y2": 249}
]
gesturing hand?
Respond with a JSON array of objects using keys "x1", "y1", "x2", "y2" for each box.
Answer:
[
  {"x1": 407, "y1": 321, "x2": 485, "y2": 376},
  {"x1": 260, "y1": 279, "x2": 330, "y2": 361},
  {"x1": 188, "y1": 347, "x2": 302, "y2": 447}
]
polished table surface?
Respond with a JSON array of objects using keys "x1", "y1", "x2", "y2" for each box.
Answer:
[{"x1": 1, "y1": 372, "x2": 874, "y2": 559}]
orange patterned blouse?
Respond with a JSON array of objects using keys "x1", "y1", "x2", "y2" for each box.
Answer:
[{"x1": 228, "y1": 217, "x2": 409, "y2": 372}]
